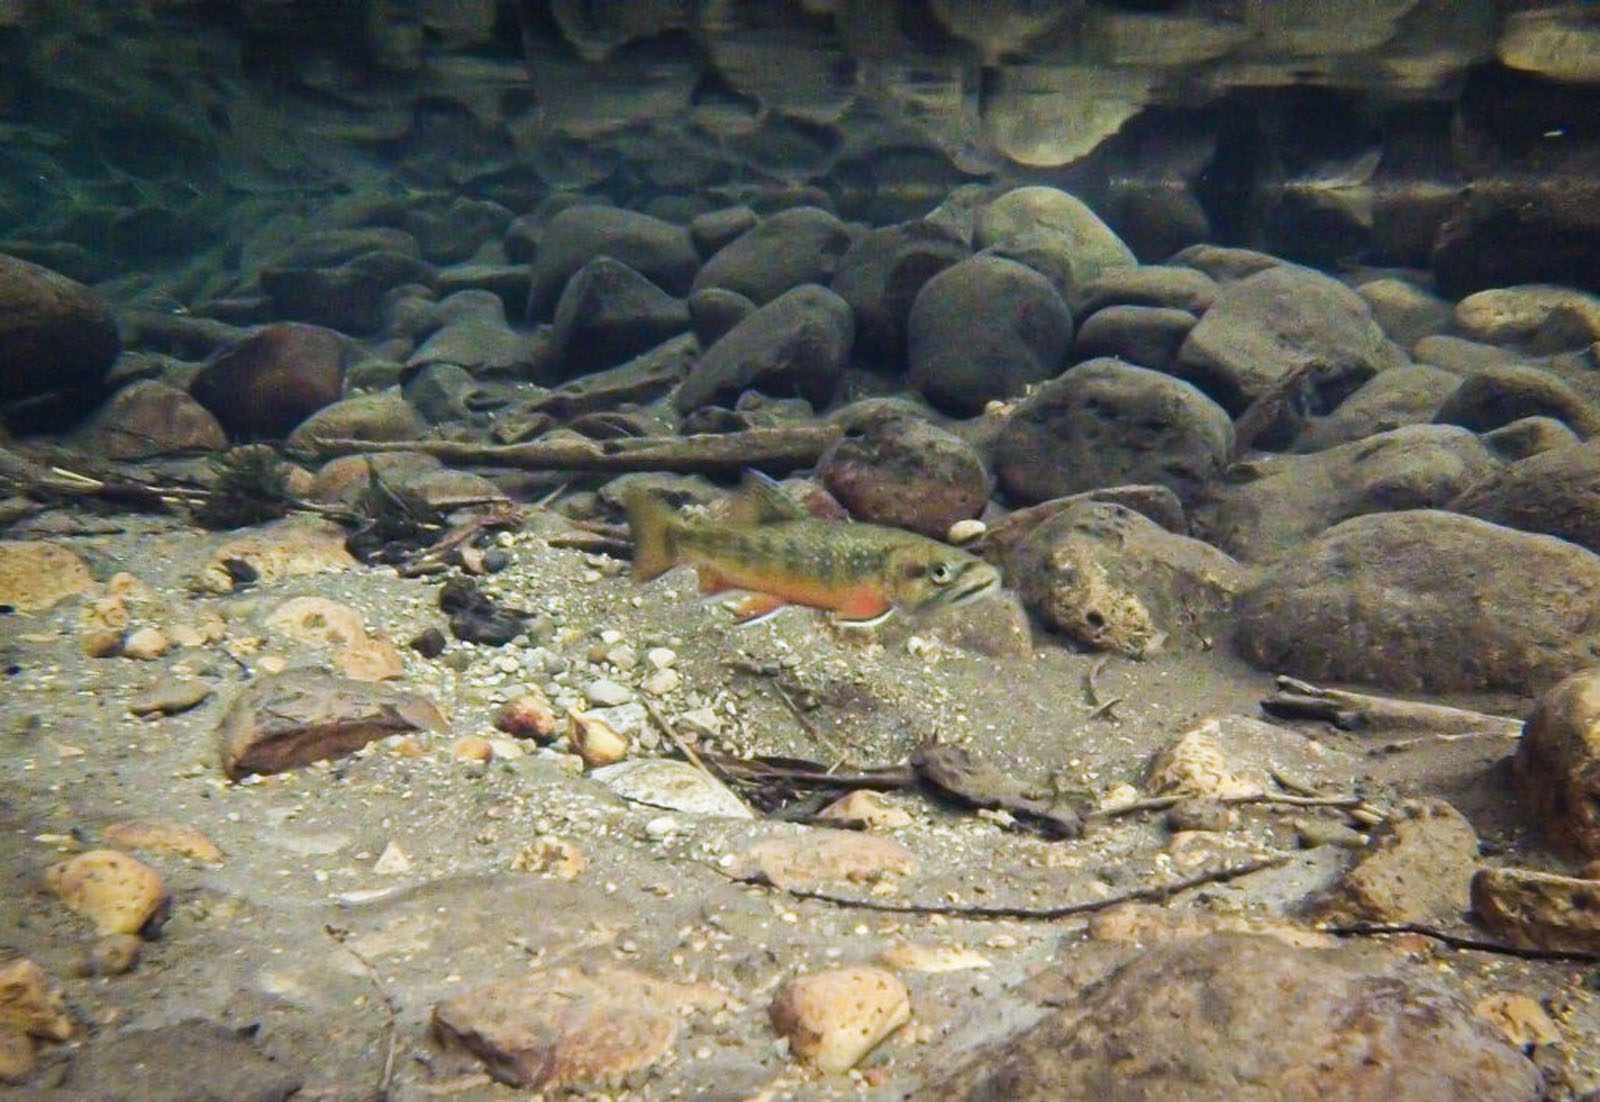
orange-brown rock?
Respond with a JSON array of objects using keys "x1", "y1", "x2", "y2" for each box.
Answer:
[
  {"x1": 44, "y1": 850, "x2": 171, "y2": 937},
  {"x1": 1515, "y1": 667, "x2": 1600, "y2": 858},
  {"x1": 769, "y1": 965, "x2": 911, "y2": 1073}
]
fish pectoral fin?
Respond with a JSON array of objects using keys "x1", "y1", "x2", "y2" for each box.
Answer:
[
  {"x1": 727, "y1": 591, "x2": 789, "y2": 624},
  {"x1": 830, "y1": 605, "x2": 898, "y2": 629},
  {"x1": 696, "y1": 568, "x2": 735, "y2": 595}
]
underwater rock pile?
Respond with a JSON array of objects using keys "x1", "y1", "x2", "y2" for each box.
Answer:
[
  {"x1": 4, "y1": 4, "x2": 1600, "y2": 1094},
  {"x1": 4, "y1": 168, "x2": 1600, "y2": 1095}
]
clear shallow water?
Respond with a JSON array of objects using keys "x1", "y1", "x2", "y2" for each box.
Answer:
[{"x1": 1, "y1": 1, "x2": 1596, "y2": 290}]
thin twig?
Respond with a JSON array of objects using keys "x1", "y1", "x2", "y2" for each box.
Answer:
[
  {"x1": 1264, "y1": 675, "x2": 1522, "y2": 738},
  {"x1": 715, "y1": 854, "x2": 1290, "y2": 920},
  {"x1": 1323, "y1": 921, "x2": 1600, "y2": 963},
  {"x1": 700, "y1": 755, "x2": 915, "y2": 790},
  {"x1": 324, "y1": 925, "x2": 399, "y2": 1101},
  {"x1": 1089, "y1": 791, "x2": 1383, "y2": 822},
  {"x1": 546, "y1": 532, "x2": 633, "y2": 556},
  {"x1": 643, "y1": 698, "x2": 714, "y2": 779},
  {"x1": 1087, "y1": 696, "x2": 1124, "y2": 721},
  {"x1": 771, "y1": 681, "x2": 846, "y2": 768},
  {"x1": 1084, "y1": 655, "x2": 1110, "y2": 707}
]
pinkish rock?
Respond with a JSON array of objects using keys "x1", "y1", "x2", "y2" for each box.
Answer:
[
  {"x1": 432, "y1": 966, "x2": 730, "y2": 1090},
  {"x1": 190, "y1": 323, "x2": 353, "y2": 440},
  {"x1": 215, "y1": 670, "x2": 446, "y2": 779}
]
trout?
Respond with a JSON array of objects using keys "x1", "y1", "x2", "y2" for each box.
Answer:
[{"x1": 624, "y1": 474, "x2": 1001, "y2": 625}]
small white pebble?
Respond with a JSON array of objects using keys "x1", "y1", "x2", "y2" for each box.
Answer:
[{"x1": 947, "y1": 518, "x2": 986, "y2": 544}]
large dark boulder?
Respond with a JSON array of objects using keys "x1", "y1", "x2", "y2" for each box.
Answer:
[
  {"x1": 190, "y1": 323, "x2": 354, "y2": 440},
  {"x1": 907, "y1": 255, "x2": 1072, "y2": 417},
  {"x1": 996, "y1": 359, "x2": 1232, "y2": 508},
  {"x1": 0, "y1": 254, "x2": 121, "y2": 430},
  {"x1": 674, "y1": 285, "x2": 853, "y2": 413},
  {"x1": 921, "y1": 935, "x2": 1541, "y2": 1102},
  {"x1": 1235, "y1": 509, "x2": 1600, "y2": 693}
]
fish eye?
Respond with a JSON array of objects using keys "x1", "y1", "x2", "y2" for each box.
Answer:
[{"x1": 929, "y1": 561, "x2": 955, "y2": 585}]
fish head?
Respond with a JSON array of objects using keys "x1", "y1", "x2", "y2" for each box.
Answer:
[{"x1": 887, "y1": 542, "x2": 1002, "y2": 611}]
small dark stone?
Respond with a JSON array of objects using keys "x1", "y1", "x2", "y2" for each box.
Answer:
[
  {"x1": 481, "y1": 547, "x2": 512, "y2": 573},
  {"x1": 1434, "y1": 363, "x2": 1600, "y2": 439},
  {"x1": 440, "y1": 577, "x2": 528, "y2": 646},
  {"x1": 690, "y1": 205, "x2": 759, "y2": 258},
  {"x1": 220, "y1": 558, "x2": 258, "y2": 589},
  {"x1": 1072, "y1": 304, "x2": 1197, "y2": 373},
  {"x1": 527, "y1": 205, "x2": 699, "y2": 320},
  {"x1": 410, "y1": 627, "x2": 448, "y2": 658},
  {"x1": 1075, "y1": 265, "x2": 1218, "y2": 317}
]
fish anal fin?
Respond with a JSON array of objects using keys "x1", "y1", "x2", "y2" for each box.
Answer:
[{"x1": 728, "y1": 591, "x2": 788, "y2": 624}]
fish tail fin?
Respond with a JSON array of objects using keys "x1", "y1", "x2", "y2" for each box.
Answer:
[{"x1": 625, "y1": 488, "x2": 680, "y2": 582}]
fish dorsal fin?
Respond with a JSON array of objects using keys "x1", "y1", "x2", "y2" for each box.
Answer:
[{"x1": 728, "y1": 470, "x2": 808, "y2": 525}]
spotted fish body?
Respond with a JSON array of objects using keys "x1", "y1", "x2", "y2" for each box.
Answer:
[{"x1": 625, "y1": 475, "x2": 1001, "y2": 624}]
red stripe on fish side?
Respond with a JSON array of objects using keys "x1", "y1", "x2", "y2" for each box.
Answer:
[
  {"x1": 834, "y1": 583, "x2": 893, "y2": 620},
  {"x1": 699, "y1": 557, "x2": 890, "y2": 618}
]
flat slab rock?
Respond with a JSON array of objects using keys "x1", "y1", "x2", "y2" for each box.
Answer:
[
  {"x1": 918, "y1": 934, "x2": 1542, "y2": 1102},
  {"x1": 431, "y1": 965, "x2": 732, "y2": 1090},
  {"x1": 216, "y1": 670, "x2": 446, "y2": 779},
  {"x1": 37, "y1": 1019, "x2": 301, "y2": 1102}
]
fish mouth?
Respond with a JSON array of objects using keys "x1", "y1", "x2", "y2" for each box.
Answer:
[{"x1": 944, "y1": 565, "x2": 1001, "y2": 607}]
